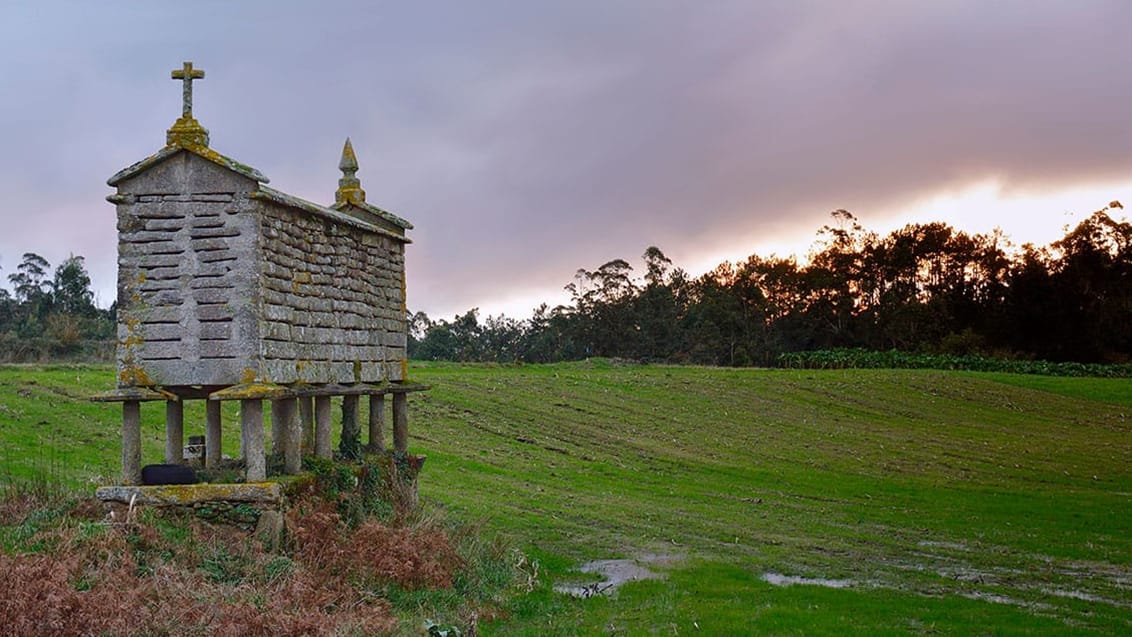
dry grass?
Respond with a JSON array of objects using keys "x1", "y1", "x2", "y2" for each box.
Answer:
[{"x1": 0, "y1": 485, "x2": 473, "y2": 636}]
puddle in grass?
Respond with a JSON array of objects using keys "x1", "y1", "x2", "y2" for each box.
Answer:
[
  {"x1": 554, "y1": 554, "x2": 677, "y2": 598},
  {"x1": 761, "y1": 572, "x2": 856, "y2": 588}
]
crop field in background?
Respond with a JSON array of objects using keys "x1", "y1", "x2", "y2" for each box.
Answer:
[{"x1": 0, "y1": 362, "x2": 1129, "y2": 635}]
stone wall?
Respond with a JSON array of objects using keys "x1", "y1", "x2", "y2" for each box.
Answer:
[
  {"x1": 112, "y1": 149, "x2": 407, "y2": 389},
  {"x1": 115, "y1": 152, "x2": 259, "y2": 387},
  {"x1": 257, "y1": 198, "x2": 406, "y2": 384}
]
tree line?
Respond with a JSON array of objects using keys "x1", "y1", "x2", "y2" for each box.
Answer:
[
  {"x1": 411, "y1": 204, "x2": 1132, "y2": 365},
  {"x1": 0, "y1": 252, "x2": 114, "y2": 362}
]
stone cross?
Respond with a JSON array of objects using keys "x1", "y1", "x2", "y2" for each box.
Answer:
[{"x1": 171, "y1": 62, "x2": 205, "y2": 118}]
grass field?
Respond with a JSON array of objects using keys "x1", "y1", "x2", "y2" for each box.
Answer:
[{"x1": 0, "y1": 361, "x2": 1129, "y2": 635}]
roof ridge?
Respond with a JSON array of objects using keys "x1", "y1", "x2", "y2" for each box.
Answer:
[{"x1": 107, "y1": 142, "x2": 269, "y2": 187}]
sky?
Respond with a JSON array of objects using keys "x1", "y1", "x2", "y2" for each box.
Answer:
[{"x1": 2, "y1": 1, "x2": 1132, "y2": 319}]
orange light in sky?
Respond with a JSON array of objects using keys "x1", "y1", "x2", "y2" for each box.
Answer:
[{"x1": 469, "y1": 178, "x2": 1132, "y2": 320}]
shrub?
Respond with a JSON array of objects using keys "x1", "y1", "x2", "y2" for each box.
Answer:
[{"x1": 777, "y1": 348, "x2": 1132, "y2": 377}]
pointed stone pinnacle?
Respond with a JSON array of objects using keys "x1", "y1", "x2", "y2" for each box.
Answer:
[
  {"x1": 339, "y1": 138, "x2": 359, "y2": 174},
  {"x1": 336, "y1": 137, "x2": 365, "y2": 205}
]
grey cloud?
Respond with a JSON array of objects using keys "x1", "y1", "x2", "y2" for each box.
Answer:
[{"x1": 2, "y1": 1, "x2": 1131, "y2": 318}]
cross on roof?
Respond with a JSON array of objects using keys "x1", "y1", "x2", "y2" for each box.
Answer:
[{"x1": 171, "y1": 62, "x2": 205, "y2": 118}]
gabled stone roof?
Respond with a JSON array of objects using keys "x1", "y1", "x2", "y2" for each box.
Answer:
[
  {"x1": 330, "y1": 199, "x2": 414, "y2": 231},
  {"x1": 251, "y1": 185, "x2": 410, "y2": 243},
  {"x1": 107, "y1": 66, "x2": 411, "y2": 243},
  {"x1": 107, "y1": 142, "x2": 269, "y2": 187},
  {"x1": 109, "y1": 63, "x2": 268, "y2": 187}
]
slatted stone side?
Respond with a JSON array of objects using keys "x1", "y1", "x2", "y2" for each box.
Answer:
[
  {"x1": 114, "y1": 152, "x2": 260, "y2": 387},
  {"x1": 257, "y1": 200, "x2": 407, "y2": 384}
]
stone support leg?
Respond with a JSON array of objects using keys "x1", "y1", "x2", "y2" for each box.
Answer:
[
  {"x1": 270, "y1": 399, "x2": 285, "y2": 456},
  {"x1": 392, "y1": 393, "x2": 409, "y2": 453},
  {"x1": 340, "y1": 394, "x2": 360, "y2": 459},
  {"x1": 122, "y1": 401, "x2": 142, "y2": 485},
  {"x1": 367, "y1": 394, "x2": 385, "y2": 452},
  {"x1": 164, "y1": 399, "x2": 184, "y2": 464},
  {"x1": 314, "y1": 395, "x2": 332, "y2": 459},
  {"x1": 299, "y1": 396, "x2": 314, "y2": 455},
  {"x1": 205, "y1": 399, "x2": 222, "y2": 469},
  {"x1": 241, "y1": 399, "x2": 266, "y2": 482},
  {"x1": 276, "y1": 397, "x2": 301, "y2": 474}
]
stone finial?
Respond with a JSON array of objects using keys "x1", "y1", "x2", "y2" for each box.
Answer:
[
  {"x1": 172, "y1": 61, "x2": 205, "y2": 118},
  {"x1": 340, "y1": 137, "x2": 359, "y2": 174},
  {"x1": 166, "y1": 61, "x2": 210, "y2": 147},
  {"x1": 335, "y1": 137, "x2": 366, "y2": 205}
]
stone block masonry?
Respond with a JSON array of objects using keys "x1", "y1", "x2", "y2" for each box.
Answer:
[
  {"x1": 113, "y1": 153, "x2": 260, "y2": 387},
  {"x1": 110, "y1": 148, "x2": 408, "y2": 387},
  {"x1": 257, "y1": 198, "x2": 406, "y2": 385}
]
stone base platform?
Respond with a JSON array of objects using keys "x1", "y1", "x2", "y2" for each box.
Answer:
[{"x1": 95, "y1": 482, "x2": 282, "y2": 507}]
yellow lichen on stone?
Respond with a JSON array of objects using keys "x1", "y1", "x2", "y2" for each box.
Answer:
[
  {"x1": 118, "y1": 366, "x2": 155, "y2": 387},
  {"x1": 227, "y1": 383, "x2": 282, "y2": 399},
  {"x1": 95, "y1": 482, "x2": 282, "y2": 506},
  {"x1": 117, "y1": 315, "x2": 154, "y2": 387},
  {"x1": 210, "y1": 381, "x2": 291, "y2": 400},
  {"x1": 291, "y1": 270, "x2": 312, "y2": 294}
]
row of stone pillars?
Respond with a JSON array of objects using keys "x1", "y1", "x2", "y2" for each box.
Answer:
[{"x1": 95, "y1": 384, "x2": 425, "y2": 485}]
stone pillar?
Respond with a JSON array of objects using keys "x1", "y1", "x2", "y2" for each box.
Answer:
[
  {"x1": 241, "y1": 399, "x2": 266, "y2": 482},
  {"x1": 367, "y1": 394, "x2": 385, "y2": 452},
  {"x1": 239, "y1": 409, "x2": 247, "y2": 460},
  {"x1": 314, "y1": 395, "x2": 332, "y2": 459},
  {"x1": 276, "y1": 397, "x2": 301, "y2": 474},
  {"x1": 299, "y1": 396, "x2": 314, "y2": 455},
  {"x1": 392, "y1": 392, "x2": 409, "y2": 453},
  {"x1": 164, "y1": 399, "x2": 184, "y2": 464},
  {"x1": 122, "y1": 401, "x2": 142, "y2": 485},
  {"x1": 340, "y1": 394, "x2": 360, "y2": 460},
  {"x1": 205, "y1": 399, "x2": 222, "y2": 469},
  {"x1": 270, "y1": 399, "x2": 285, "y2": 456}
]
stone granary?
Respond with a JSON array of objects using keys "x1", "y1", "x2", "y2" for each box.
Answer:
[{"x1": 93, "y1": 62, "x2": 426, "y2": 484}]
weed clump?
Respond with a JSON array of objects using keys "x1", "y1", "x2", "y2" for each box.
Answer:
[{"x1": 289, "y1": 500, "x2": 461, "y2": 589}]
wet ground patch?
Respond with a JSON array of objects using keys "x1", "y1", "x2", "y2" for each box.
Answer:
[{"x1": 554, "y1": 553, "x2": 680, "y2": 597}]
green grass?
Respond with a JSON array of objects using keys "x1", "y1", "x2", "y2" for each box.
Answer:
[
  {"x1": 0, "y1": 364, "x2": 247, "y2": 487},
  {"x1": 409, "y1": 361, "x2": 1131, "y2": 635},
  {"x1": 969, "y1": 372, "x2": 1132, "y2": 407},
  {"x1": 0, "y1": 361, "x2": 1129, "y2": 635}
]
